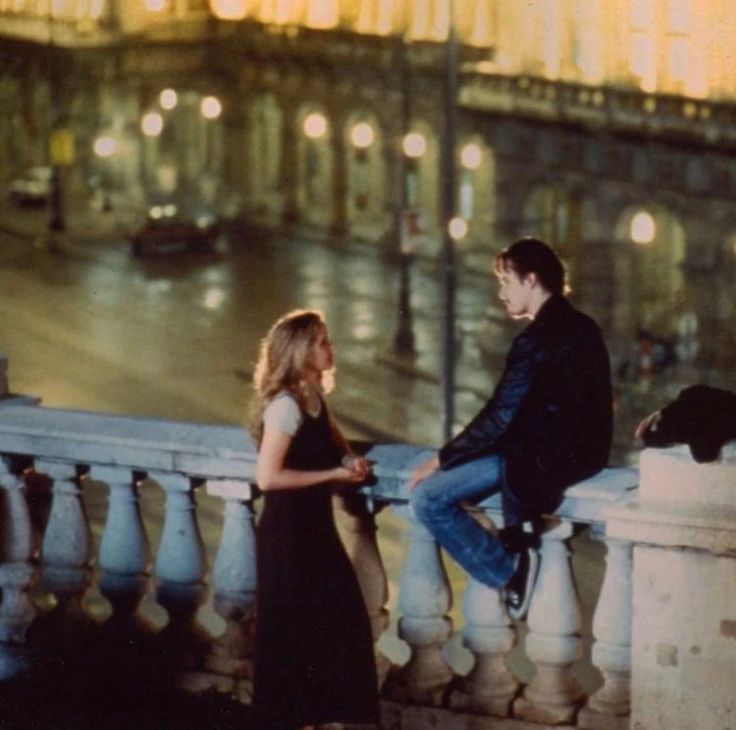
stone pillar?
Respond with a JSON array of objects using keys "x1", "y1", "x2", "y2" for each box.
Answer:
[
  {"x1": 334, "y1": 492, "x2": 391, "y2": 685},
  {"x1": 448, "y1": 576, "x2": 518, "y2": 716},
  {"x1": 36, "y1": 460, "x2": 94, "y2": 627},
  {"x1": 222, "y1": 80, "x2": 249, "y2": 216},
  {"x1": 607, "y1": 445, "x2": 736, "y2": 730},
  {"x1": 575, "y1": 237, "x2": 617, "y2": 337},
  {"x1": 94, "y1": 466, "x2": 153, "y2": 637},
  {"x1": 514, "y1": 520, "x2": 584, "y2": 724},
  {"x1": 152, "y1": 473, "x2": 210, "y2": 669},
  {"x1": 579, "y1": 531, "x2": 632, "y2": 730},
  {"x1": 0, "y1": 461, "x2": 37, "y2": 678},
  {"x1": 0, "y1": 353, "x2": 8, "y2": 396},
  {"x1": 205, "y1": 479, "x2": 257, "y2": 700},
  {"x1": 383, "y1": 503, "x2": 453, "y2": 706},
  {"x1": 329, "y1": 106, "x2": 348, "y2": 239},
  {"x1": 279, "y1": 94, "x2": 300, "y2": 225}
]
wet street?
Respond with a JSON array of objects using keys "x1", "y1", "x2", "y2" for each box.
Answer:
[
  {"x1": 0, "y1": 213, "x2": 682, "y2": 460},
  {"x1": 0, "y1": 218, "x2": 502, "y2": 448}
]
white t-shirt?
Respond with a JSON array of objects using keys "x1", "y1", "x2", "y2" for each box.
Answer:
[{"x1": 263, "y1": 393, "x2": 303, "y2": 436}]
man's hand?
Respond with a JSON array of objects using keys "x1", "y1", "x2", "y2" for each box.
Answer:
[
  {"x1": 407, "y1": 455, "x2": 440, "y2": 491},
  {"x1": 635, "y1": 409, "x2": 661, "y2": 446}
]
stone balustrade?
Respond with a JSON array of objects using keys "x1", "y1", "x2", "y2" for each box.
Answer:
[{"x1": 3, "y1": 400, "x2": 733, "y2": 729}]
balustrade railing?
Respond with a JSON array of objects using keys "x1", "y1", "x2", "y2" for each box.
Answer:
[{"x1": 0, "y1": 400, "x2": 640, "y2": 729}]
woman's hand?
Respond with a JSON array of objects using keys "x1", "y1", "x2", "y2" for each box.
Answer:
[
  {"x1": 333, "y1": 462, "x2": 369, "y2": 483},
  {"x1": 340, "y1": 455, "x2": 372, "y2": 481}
]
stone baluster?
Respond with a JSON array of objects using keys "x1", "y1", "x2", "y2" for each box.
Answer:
[
  {"x1": 383, "y1": 503, "x2": 453, "y2": 706},
  {"x1": 334, "y1": 491, "x2": 391, "y2": 685},
  {"x1": 578, "y1": 532, "x2": 632, "y2": 730},
  {"x1": 449, "y1": 576, "x2": 519, "y2": 716},
  {"x1": 514, "y1": 520, "x2": 584, "y2": 724},
  {"x1": 35, "y1": 460, "x2": 95, "y2": 637},
  {"x1": 93, "y1": 466, "x2": 153, "y2": 638},
  {"x1": 0, "y1": 462, "x2": 38, "y2": 678},
  {"x1": 205, "y1": 479, "x2": 257, "y2": 700},
  {"x1": 152, "y1": 472, "x2": 210, "y2": 669}
]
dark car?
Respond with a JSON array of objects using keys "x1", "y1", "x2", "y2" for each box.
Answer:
[
  {"x1": 8, "y1": 166, "x2": 53, "y2": 207},
  {"x1": 129, "y1": 203, "x2": 219, "y2": 256}
]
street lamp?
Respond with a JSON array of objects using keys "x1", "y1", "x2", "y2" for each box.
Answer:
[
  {"x1": 392, "y1": 34, "x2": 416, "y2": 357},
  {"x1": 200, "y1": 95, "x2": 223, "y2": 120},
  {"x1": 440, "y1": 0, "x2": 459, "y2": 441},
  {"x1": 46, "y1": 7, "x2": 72, "y2": 239},
  {"x1": 159, "y1": 88, "x2": 178, "y2": 111}
]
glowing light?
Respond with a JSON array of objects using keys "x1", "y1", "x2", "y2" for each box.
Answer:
[
  {"x1": 402, "y1": 132, "x2": 426, "y2": 159},
  {"x1": 303, "y1": 112, "x2": 328, "y2": 139},
  {"x1": 204, "y1": 288, "x2": 225, "y2": 310},
  {"x1": 631, "y1": 211, "x2": 656, "y2": 244},
  {"x1": 89, "y1": 0, "x2": 105, "y2": 19},
  {"x1": 448, "y1": 217, "x2": 469, "y2": 241},
  {"x1": 145, "y1": 0, "x2": 167, "y2": 11},
  {"x1": 159, "y1": 88, "x2": 178, "y2": 110},
  {"x1": 460, "y1": 143, "x2": 482, "y2": 170},
  {"x1": 141, "y1": 112, "x2": 164, "y2": 137},
  {"x1": 209, "y1": 0, "x2": 248, "y2": 20},
  {"x1": 350, "y1": 122, "x2": 374, "y2": 149},
  {"x1": 201, "y1": 96, "x2": 223, "y2": 120},
  {"x1": 306, "y1": 0, "x2": 338, "y2": 29},
  {"x1": 93, "y1": 135, "x2": 118, "y2": 158}
]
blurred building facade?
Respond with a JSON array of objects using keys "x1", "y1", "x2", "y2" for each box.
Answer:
[{"x1": 1, "y1": 0, "x2": 736, "y2": 367}]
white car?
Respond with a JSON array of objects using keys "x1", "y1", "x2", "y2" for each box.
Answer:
[{"x1": 9, "y1": 166, "x2": 53, "y2": 207}]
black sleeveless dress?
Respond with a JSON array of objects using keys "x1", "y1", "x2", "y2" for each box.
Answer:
[{"x1": 253, "y1": 399, "x2": 378, "y2": 729}]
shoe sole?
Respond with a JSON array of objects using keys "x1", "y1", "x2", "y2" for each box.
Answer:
[{"x1": 508, "y1": 549, "x2": 540, "y2": 621}]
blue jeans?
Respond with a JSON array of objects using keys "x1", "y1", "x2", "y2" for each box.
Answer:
[{"x1": 409, "y1": 454, "x2": 517, "y2": 590}]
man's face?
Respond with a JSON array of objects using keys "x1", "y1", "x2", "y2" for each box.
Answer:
[{"x1": 496, "y1": 263, "x2": 535, "y2": 320}]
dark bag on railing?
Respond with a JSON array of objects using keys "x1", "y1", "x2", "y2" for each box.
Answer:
[{"x1": 641, "y1": 384, "x2": 736, "y2": 463}]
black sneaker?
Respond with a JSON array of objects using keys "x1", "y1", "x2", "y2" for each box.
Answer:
[{"x1": 505, "y1": 547, "x2": 540, "y2": 620}]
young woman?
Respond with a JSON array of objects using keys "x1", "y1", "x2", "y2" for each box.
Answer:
[{"x1": 251, "y1": 309, "x2": 379, "y2": 730}]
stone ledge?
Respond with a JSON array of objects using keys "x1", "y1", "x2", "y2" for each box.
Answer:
[
  {"x1": 606, "y1": 499, "x2": 736, "y2": 554},
  {"x1": 0, "y1": 403, "x2": 256, "y2": 480},
  {"x1": 639, "y1": 445, "x2": 736, "y2": 507},
  {"x1": 363, "y1": 442, "x2": 639, "y2": 527},
  {"x1": 379, "y1": 699, "x2": 574, "y2": 730}
]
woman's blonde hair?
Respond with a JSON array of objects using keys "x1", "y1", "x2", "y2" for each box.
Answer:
[{"x1": 250, "y1": 308, "x2": 334, "y2": 441}]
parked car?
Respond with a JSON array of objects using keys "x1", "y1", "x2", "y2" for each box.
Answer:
[
  {"x1": 8, "y1": 166, "x2": 53, "y2": 207},
  {"x1": 128, "y1": 203, "x2": 219, "y2": 256}
]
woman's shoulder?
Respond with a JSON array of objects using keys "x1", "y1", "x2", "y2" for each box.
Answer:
[{"x1": 263, "y1": 391, "x2": 304, "y2": 435}]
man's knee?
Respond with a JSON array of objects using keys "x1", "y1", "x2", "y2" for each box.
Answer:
[{"x1": 409, "y1": 479, "x2": 449, "y2": 525}]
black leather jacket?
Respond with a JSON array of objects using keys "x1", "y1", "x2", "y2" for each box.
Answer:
[{"x1": 438, "y1": 294, "x2": 613, "y2": 518}]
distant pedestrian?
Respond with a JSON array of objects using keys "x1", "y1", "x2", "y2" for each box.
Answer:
[
  {"x1": 408, "y1": 238, "x2": 613, "y2": 619},
  {"x1": 250, "y1": 308, "x2": 379, "y2": 730}
]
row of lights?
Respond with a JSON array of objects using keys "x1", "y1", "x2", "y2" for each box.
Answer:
[
  {"x1": 303, "y1": 112, "x2": 483, "y2": 169},
  {"x1": 91, "y1": 93, "x2": 659, "y2": 247},
  {"x1": 141, "y1": 89, "x2": 223, "y2": 138},
  {"x1": 303, "y1": 112, "x2": 480, "y2": 241},
  {"x1": 93, "y1": 89, "x2": 223, "y2": 159}
]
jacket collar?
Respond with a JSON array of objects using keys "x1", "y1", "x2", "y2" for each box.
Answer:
[{"x1": 529, "y1": 293, "x2": 568, "y2": 329}]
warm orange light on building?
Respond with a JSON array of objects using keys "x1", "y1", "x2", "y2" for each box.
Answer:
[
  {"x1": 306, "y1": 0, "x2": 338, "y2": 28},
  {"x1": 207, "y1": 0, "x2": 493, "y2": 44},
  {"x1": 210, "y1": 0, "x2": 248, "y2": 20}
]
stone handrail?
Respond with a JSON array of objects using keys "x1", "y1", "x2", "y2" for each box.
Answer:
[{"x1": 0, "y1": 400, "x2": 642, "y2": 728}]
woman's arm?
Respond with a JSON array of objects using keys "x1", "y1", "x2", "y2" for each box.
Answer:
[{"x1": 256, "y1": 424, "x2": 366, "y2": 491}]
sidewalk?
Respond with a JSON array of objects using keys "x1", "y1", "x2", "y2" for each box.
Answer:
[{"x1": 0, "y1": 193, "x2": 121, "y2": 248}]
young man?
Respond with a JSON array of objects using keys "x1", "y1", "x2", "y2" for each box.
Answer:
[{"x1": 408, "y1": 237, "x2": 612, "y2": 619}]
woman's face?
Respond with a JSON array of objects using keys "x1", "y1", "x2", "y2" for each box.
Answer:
[{"x1": 307, "y1": 325, "x2": 334, "y2": 374}]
